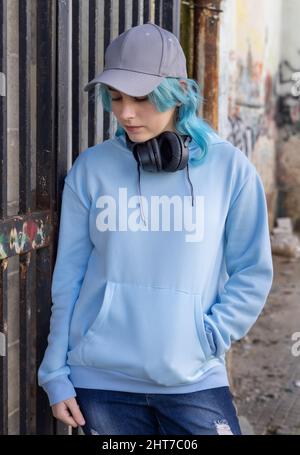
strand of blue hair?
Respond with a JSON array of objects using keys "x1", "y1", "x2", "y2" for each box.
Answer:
[{"x1": 96, "y1": 77, "x2": 217, "y2": 166}]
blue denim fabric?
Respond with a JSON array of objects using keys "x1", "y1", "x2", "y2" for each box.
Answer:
[{"x1": 75, "y1": 386, "x2": 242, "y2": 435}]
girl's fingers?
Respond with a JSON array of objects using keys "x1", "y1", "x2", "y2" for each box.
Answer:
[
  {"x1": 65, "y1": 398, "x2": 86, "y2": 426},
  {"x1": 52, "y1": 397, "x2": 85, "y2": 428}
]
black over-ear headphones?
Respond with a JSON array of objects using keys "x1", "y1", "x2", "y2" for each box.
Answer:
[{"x1": 125, "y1": 130, "x2": 192, "y2": 172}]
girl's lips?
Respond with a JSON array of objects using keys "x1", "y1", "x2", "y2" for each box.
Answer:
[{"x1": 126, "y1": 126, "x2": 143, "y2": 132}]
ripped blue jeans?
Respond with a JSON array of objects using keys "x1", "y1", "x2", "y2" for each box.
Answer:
[{"x1": 75, "y1": 386, "x2": 242, "y2": 435}]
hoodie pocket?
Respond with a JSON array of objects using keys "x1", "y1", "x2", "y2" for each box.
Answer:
[{"x1": 68, "y1": 280, "x2": 214, "y2": 386}]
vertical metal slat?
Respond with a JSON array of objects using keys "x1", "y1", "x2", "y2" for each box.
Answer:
[
  {"x1": 162, "y1": 0, "x2": 174, "y2": 31},
  {"x1": 57, "y1": 0, "x2": 70, "y2": 194},
  {"x1": 0, "y1": 0, "x2": 8, "y2": 436},
  {"x1": 132, "y1": 0, "x2": 139, "y2": 25},
  {"x1": 0, "y1": 258, "x2": 8, "y2": 435},
  {"x1": 72, "y1": 0, "x2": 81, "y2": 161},
  {"x1": 55, "y1": 0, "x2": 72, "y2": 436},
  {"x1": 155, "y1": 0, "x2": 162, "y2": 25},
  {"x1": 143, "y1": 0, "x2": 151, "y2": 23},
  {"x1": 36, "y1": 0, "x2": 57, "y2": 434},
  {"x1": 103, "y1": 0, "x2": 112, "y2": 140},
  {"x1": 18, "y1": 0, "x2": 34, "y2": 434},
  {"x1": 88, "y1": 0, "x2": 96, "y2": 147},
  {"x1": 119, "y1": 0, "x2": 126, "y2": 32}
]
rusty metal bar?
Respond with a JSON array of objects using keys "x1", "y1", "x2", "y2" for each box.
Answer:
[
  {"x1": 132, "y1": 0, "x2": 139, "y2": 25},
  {"x1": 162, "y1": 0, "x2": 174, "y2": 30},
  {"x1": 57, "y1": 0, "x2": 70, "y2": 194},
  {"x1": 180, "y1": 1, "x2": 194, "y2": 78},
  {"x1": 19, "y1": 0, "x2": 32, "y2": 214},
  {"x1": 0, "y1": 0, "x2": 7, "y2": 221},
  {"x1": 19, "y1": 250, "x2": 35, "y2": 434},
  {"x1": 36, "y1": 0, "x2": 56, "y2": 435},
  {"x1": 118, "y1": 1, "x2": 126, "y2": 36},
  {"x1": 119, "y1": 0, "x2": 125, "y2": 31},
  {"x1": 193, "y1": 0, "x2": 222, "y2": 129},
  {"x1": 155, "y1": 0, "x2": 162, "y2": 24},
  {"x1": 103, "y1": 0, "x2": 111, "y2": 141},
  {"x1": 88, "y1": 0, "x2": 96, "y2": 147},
  {"x1": 143, "y1": 0, "x2": 151, "y2": 23},
  {"x1": 72, "y1": 0, "x2": 80, "y2": 161},
  {"x1": 35, "y1": 247, "x2": 53, "y2": 435},
  {"x1": 0, "y1": 258, "x2": 8, "y2": 435},
  {"x1": 0, "y1": 0, "x2": 8, "y2": 435},
  {"x1": 18, "y1": 0, "x2": 34, "y2": 433}
]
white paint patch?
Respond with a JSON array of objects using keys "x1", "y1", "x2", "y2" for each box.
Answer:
[
  {"x1": 0, "y1": 332, "x2": 6, "y2": 357},
  {"x1": 214, "y1": 419, "x2": 234, "y2": 435},
  {"x1": 0, "y1": 72, "x2": 6, "y2": 96}
]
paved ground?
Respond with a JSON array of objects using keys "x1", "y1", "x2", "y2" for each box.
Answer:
[{"x1": 230, "y1": 252, "x2": 300, "y2": 435}]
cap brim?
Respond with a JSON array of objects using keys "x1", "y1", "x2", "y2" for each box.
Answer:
[{"x1": 83, "y1": 69, "x2": 165, "y2": 96}]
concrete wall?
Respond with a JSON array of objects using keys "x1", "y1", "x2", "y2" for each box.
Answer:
[
  {"x1": 219, "y1": 0, "x2": 283, "y2": 229},
  {"x1": 276, "y1": 0, "x2": 300, "y2": 230}
]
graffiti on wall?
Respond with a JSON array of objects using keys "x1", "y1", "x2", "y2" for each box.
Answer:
[
  {"x1": 0, "y1": 216, "x2": 51, "y2": 259},
  {"x1": 274, "y1": 52, "x2": 300, "y2": 139},
  {"x1": 227, "y1": 47, "x2": 275, "y2": 157},
  {"x1": 227, "y1": 112, "x2": 264, "y2": 159},
  {"x1": 235, "y1": 47, "x2": 265, "y2": 107}
]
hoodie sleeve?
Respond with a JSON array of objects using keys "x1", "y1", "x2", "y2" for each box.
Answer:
[
  {"x1": 203, "y1": 165, "x2": 273, "y2": 358},
  {"x1": 38, "y1": 159, "x2": 94, "y2": 406}
]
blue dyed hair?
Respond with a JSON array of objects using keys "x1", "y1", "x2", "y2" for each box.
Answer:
[{"x1": 95, "y1": 77, "x2": 217, "y2": 166}]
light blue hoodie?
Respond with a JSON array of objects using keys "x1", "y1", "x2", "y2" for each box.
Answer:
[{"x1": 38, "y1": 132, "x2": 273, "y2": 406}]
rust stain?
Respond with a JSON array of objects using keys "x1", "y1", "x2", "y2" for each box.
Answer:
[
  {"x1": 20, "y1": 261, "x2": 27, "y2": 279},
  {"x1": 1, "y1": 258, "x2": 8, "y2": 272},
  {"x1": 194, "y1": 0, "x2": 222, "y2": 129},
  {"x1": 20, "y1": 251, "x2": 32, "y2": 279}
]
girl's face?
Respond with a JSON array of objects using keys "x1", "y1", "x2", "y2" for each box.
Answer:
[{"x1": 107, "y1": 86, "x2": 177, "y2": 142}]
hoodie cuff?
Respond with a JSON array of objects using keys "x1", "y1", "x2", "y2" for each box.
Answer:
[{"x1": 42, "y1": 374, "x2": 76, "y2": 406}]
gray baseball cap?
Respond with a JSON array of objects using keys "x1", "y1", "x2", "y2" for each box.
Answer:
[{"x1": 83, "y1": 21, "x2": 187, "y2": 96}]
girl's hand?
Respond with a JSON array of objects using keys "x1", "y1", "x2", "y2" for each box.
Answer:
[{"x1": 51, "y1": 397, "x2": 86, "y2": 428}]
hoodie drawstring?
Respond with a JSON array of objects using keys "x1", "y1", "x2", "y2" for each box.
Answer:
[
  {"x1": 186, "y1": 162, "x2": 194, "y2": 207},
  {"x1": 137, "y1": 161, "x2": 147, "y2": 226},
  {"x1": 136, "y1": 161, "x2": 195, "y2": 225}
]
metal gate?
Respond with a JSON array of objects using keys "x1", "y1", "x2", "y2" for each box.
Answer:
[{"x1": 0, "y1": 0, "x2": 181, "y2": 435}]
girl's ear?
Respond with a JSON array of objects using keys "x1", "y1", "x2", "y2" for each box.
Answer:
[{"x1": 179, "y1": 79, "x2": 188, "y2": 93}]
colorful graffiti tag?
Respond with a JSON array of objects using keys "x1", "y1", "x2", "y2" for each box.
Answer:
[{"x1": 0, "y1": 215, "x2": 51, "y2": 259}]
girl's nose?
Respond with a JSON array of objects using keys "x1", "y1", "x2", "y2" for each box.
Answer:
[{"x1": 120, "y1": 104, "x2": 137, "y2": 121}]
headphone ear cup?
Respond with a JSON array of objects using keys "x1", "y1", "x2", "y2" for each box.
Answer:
[
  {"x1": 157, "y1": 131, "x2": 188, "y2": 172},
  {"x1": 174, "y1": 134, "x2": 190, "y2": 170},
  {"x1": 134, "y1": 138, "x2": 162, "y2": 172},
  {"x1": 148, "y1": 138, "x2": 163, "y2": 171}
]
